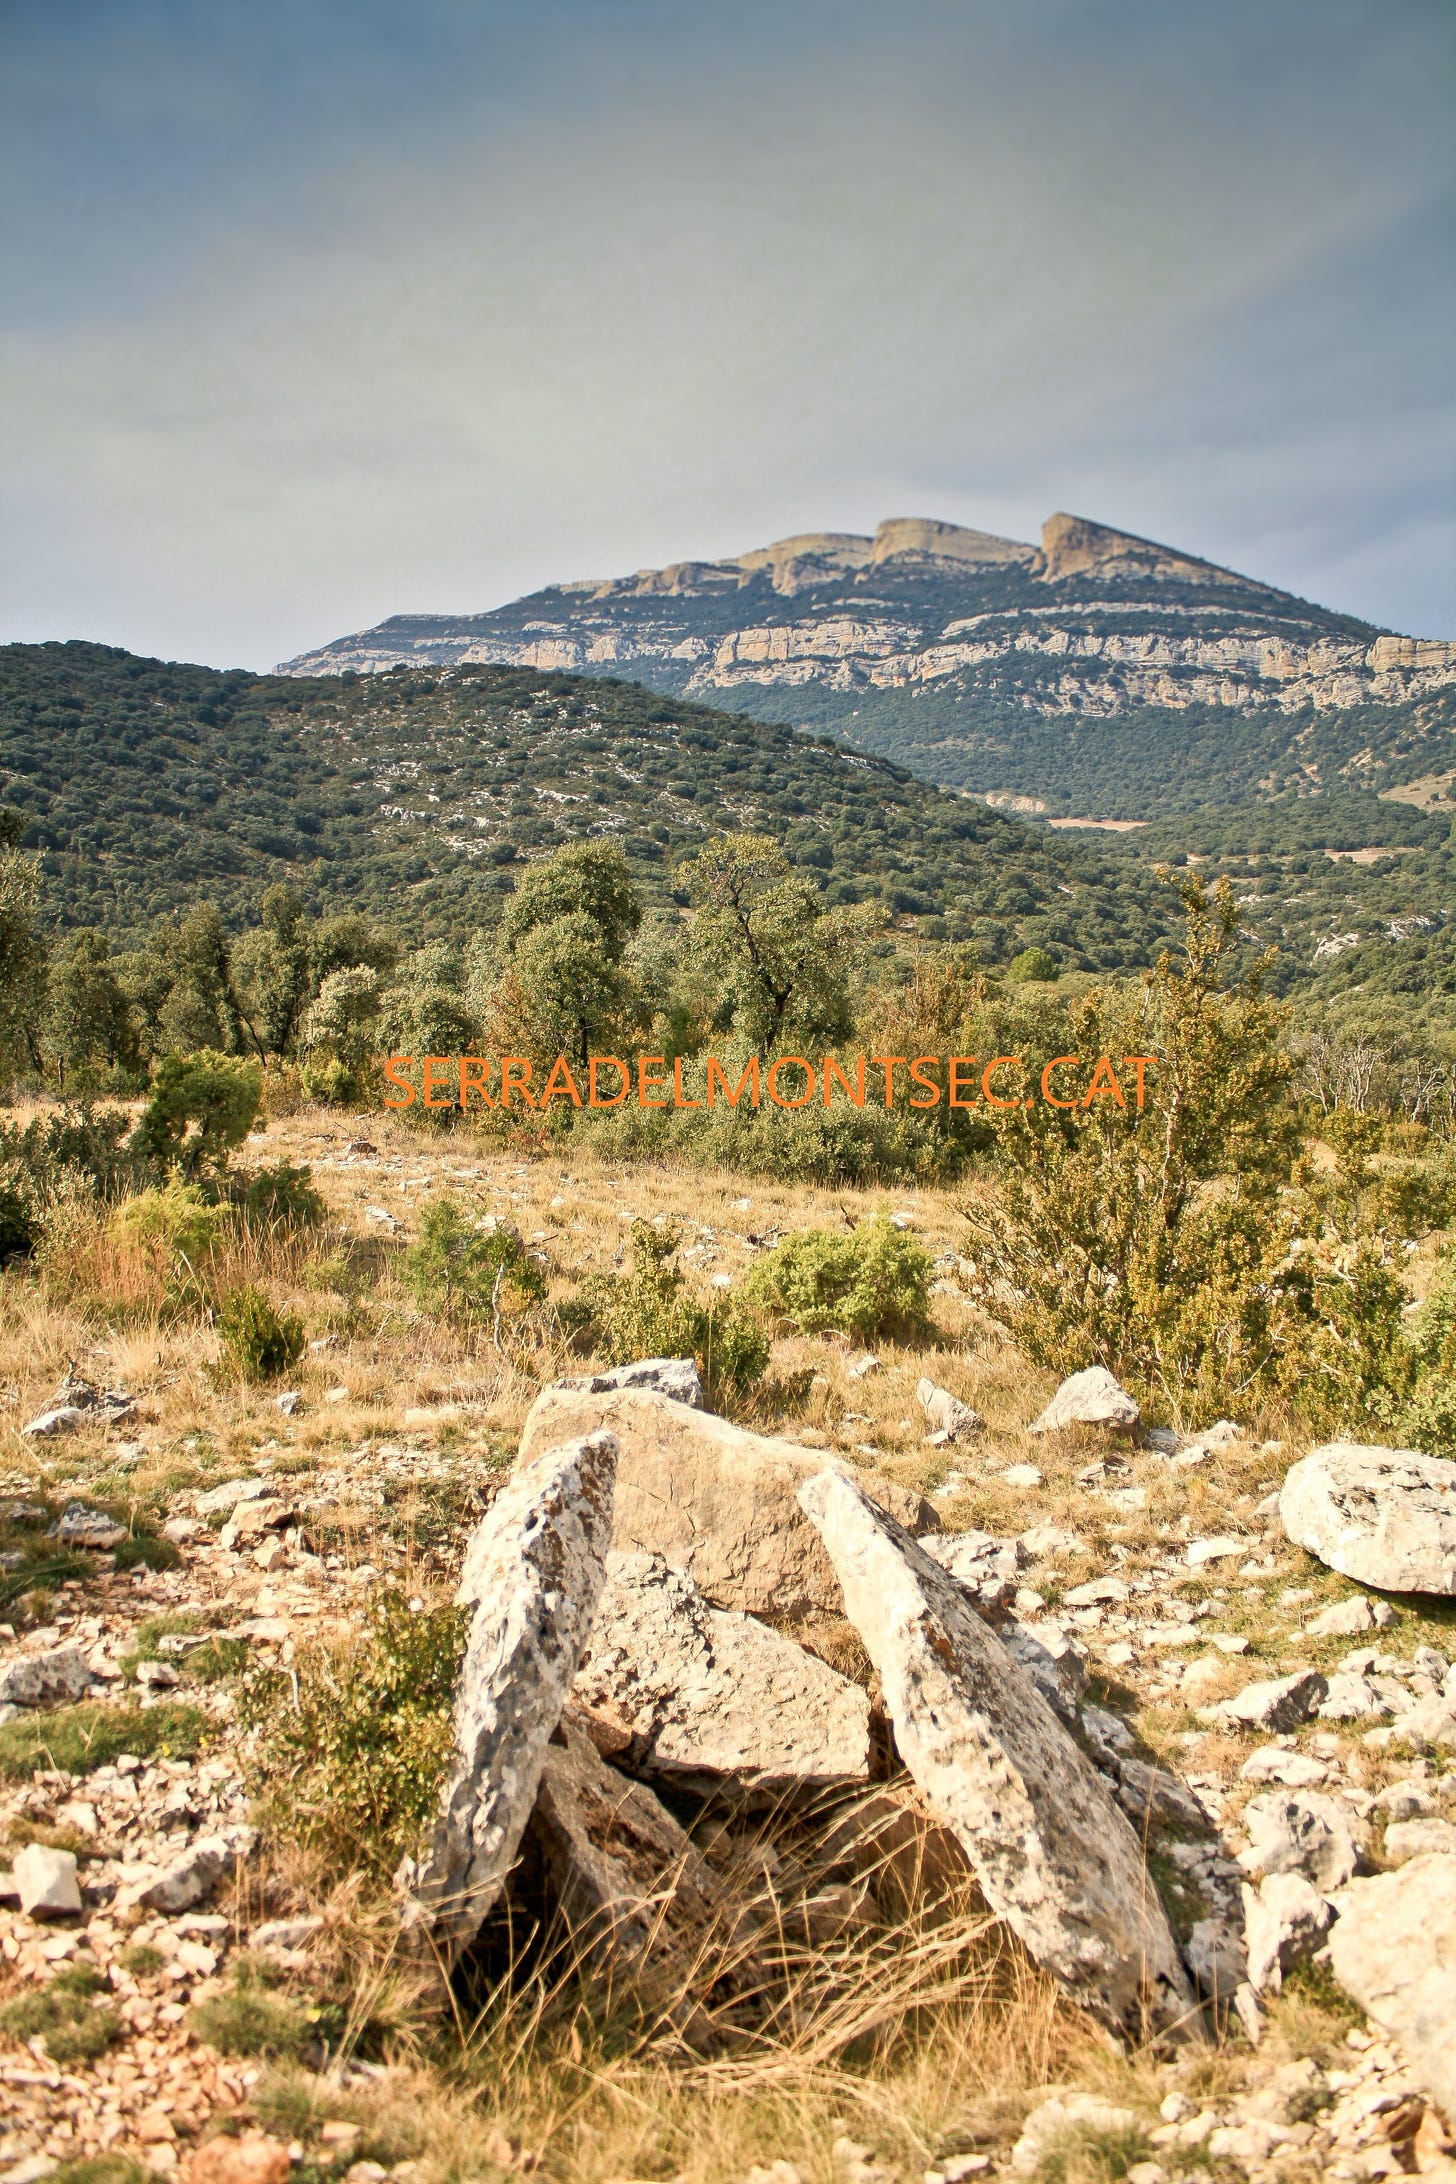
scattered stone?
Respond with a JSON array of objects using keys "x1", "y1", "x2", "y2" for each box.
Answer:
[
  {"x1": 518, "y1": 1386, "x2": 936, "y2": 1618},
  {"x1": 846, "y1": 1353, "x2": 881, "y2": 1380},
  {"x1": 1000, "y1": 1620, "x2": 1088, "y2": 1724},
  {"x1": 1001, "y1": 1463, "x2": 1043, "y2": 1489},
  {"x1": 1241, "y1": 1747, "x2": 1329, "y2": 1788},
  {"x1": 1318, "y1": 1670, "x2": 1402, "y2": 1721},
  {"x1": 553, "y1": 1357, "x2": 704, "y2": 1408},
  {"x1": 918, "y1": 1529, "x2": 1027, "y2": 1606},
  {"x1": 162, "y1": 1516, "x2": 206, "y2": 1543},
  {"x1": 1185, "y1": 1913, "x2": 1246, "y2": 2003},
  {"x1": 1009, "y1": 2093, "x2": 1143, "y2": 2176},
  {"x1": 20, "y1": 1404, "x2": 88, "y2": 1438},
  {"x1": 1237, "y1": 1791, "x2": 1361, "y2": 1889},
  {"x1": 0, "y1": 1642, "x2": 95, "y2": 1709},
  {"x1": 1020, "y1": 1525, "x2": 1085, "y2": 1560},
  {"x1": 915, "y1": 1378, "x2": 983, "y2": 1445},
  {"x1": 1242, "y1": 1872, "x2": 1333, "y2": 1994},
  {"x1": 250, "y1": 1915, "x2": 323, "y2": 1950},
  {"x1": 13, "y1": 1843, "x2": 81, "y2": 1918},
  {"x1": 1115, "y1": 1758, "x2": 1210, "y2": 1833},
  {"x1": 573, "y1": 1549, "x2": 871, "y2": 1791},
  {"x1": 1384, "y1": 1817, "x2": 1456, "y2": 1863},
  {"x1": 142, "y1": 1834, "x2": 236, "y2": 1913},
  {"x1": 1028, "y1": 1367, "x2": 1139, "y2": 1437},
  {"x1": 1280, "y1": 1442, "x2": 1456, "y2": 1596},
  {"x1": 274, "y1": 1391, "x2": 301, "y2": 1416},
  {"x1": 526, "y1": 1706, "x2": 724, "y2": 1970},
  {"x1": 1209, "y1": 1668, "x2": 1328, "y2": 1734},
  {"x1": 136, "y1": 1658, "x2": 180, "y2": 1689},
  {"x1": 1330, "y1": 1852, "x2": 1456, "y2": 2117},
  {"x1": 797, "y1": 1467, "x2": 1195, "y2": 2034},
  {"x1": 53, "y1": 1502, "x2": 127, "y2": 1550},
  {"x1": 185, "y1": 2136, "x2": 293, "y2": 2184},
  {"x1": 1388, "y1": 1694, "x2": 1456, "y2": 1751},
  {"x1": 1303, "y1": 1595, "x2": 1381, "y2": 1636},
  {"x1": 196, "y1": 1477, "x2": 272, "y2": 1517},
  {"x1": 1185, "y1": 1536, "x2": 1245, "y2": 1567},
  {"x1": 404, "y1": 1430, "x2": 618, "y2": 1958}
]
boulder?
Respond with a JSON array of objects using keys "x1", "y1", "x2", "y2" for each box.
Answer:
[
  {"x1": 142, "y1": 1834, "x2": 234, "y2": 1913},
  {"x1": 1242, "y1": 1872, "x2": 1333, "y2": 1994},
  {"x1": 518, "y1": 1386, "x2": 936, "y2": 1618},
  {"x1": 796, "y1": 1467, "x2": 1195, "y2": 2036},
  {"x1": 54, "y1": 1502, "x2": 127, "y2": 1550},
  {"x1": 553, "y1": 1357, "x2": 704, "y2": 1408},
  {"x1": 1384, "y1": 1818, "x2": 1456, "y2": 1864},
  {"x1": 0, "y1": 1642, "x2": 96, "y2": 1710},
  {"x1": 1027, "y1": 1367, "x2": 1139, "y2": 1436},
  {"x1": 1186, "y1": 1913, "x2": 1247, "y2": 2002},
  {"x1": 403, "y1": 1431, "x2": 617, "y2": 1958},
  {"x1": 914, "y1": 1379, "x2": 983, "y2": 1445},
  {"x1": 1303, "y1": 1596, "x2": 1381, "y2": 1637},
  {"x1": 572, "y1": 1549, "x2": 871, "y2": 1792},
  {"x1": 1236, "y1": 1792, "x2": 1360, "y2": 1890},
  {"x1": 1280, "y1": 1442, "x2": 1456, "y2": 1596},
  {"x1": 185, "y1": 2136, "x2": 293, "y2": 2184},
  {"x1": 1115, "y1": 1758, "x2": 1211, "y2": 1834},
  {"x1": 918, "y1": 1529, "x2": 1027, "y2": 1608},
  {"x1": 1000, "y1": 1620, "x2": 1088, "y2": 1724},
  {"x1": 1329, "y1": 1853, "x2": 1456, "y2": 2118},
  {"x1": 1389, "y1": 1694, "x2": 1456, "y2": 1751},
  {"x1": 196, "y1": 1477, "x2": 273, "y2": 1516},
  {"x1": 525, "y1": 1706, "x2": 724, "y2": 1967},
  {"x1": 1208, "y1": 1669, "x2": 1327, "y2": 1734},
  {"x1": 13, "y1": 1843, "x2": 81, "y2": 1918}
]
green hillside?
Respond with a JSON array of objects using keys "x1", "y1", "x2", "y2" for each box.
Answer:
[{"x1": 0, "y1": 641, "x2": 1174, "y2": 971}]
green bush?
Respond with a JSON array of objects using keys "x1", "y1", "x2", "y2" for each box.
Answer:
[
  {"x1": 244, "y1": 1590, "x2": 468, "y2": 1876},
  {"x1": 0, "y1": 1963, "x2": 121, "y2": 2065},
  {"x1": 217, "y1": 1283, "x2": 306, "y2": 1379},
  {"x1": 0, "y1": 1102, "x2": 143, "y2": 1260},
  {"x1": 190, "y1": 1959, "x2": 310, "y2": 2060},
  {"x1": 111, "y1": 1177, "x2": 233, "y2": 1265},
  {"x1": 744, "y1": 1211, "x2": 934, "y2": 1343},
  {"x1": 403, "y1": 1195, "x2": 547, "y2": 1322},
  {"x1": 574, "y1": 1222, "x2": 769, "y2": 1402},
  {"x1": 133, "y1": 1048, "x2": 262, "y2": 1176},
  {"x1": 239, "y1": 1160, "x2": 324, "y2": 1231},
  {"x1": 0, "y1": 1699, "x2": 204, "y2": 1780}
]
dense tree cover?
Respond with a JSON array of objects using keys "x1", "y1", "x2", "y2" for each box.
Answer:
[{"x1": 0, "y1": 641, "x2": 1172, "y2": 970}]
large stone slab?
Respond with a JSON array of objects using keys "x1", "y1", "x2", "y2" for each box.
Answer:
[
  {"x1": 402, "y1": 1430, "x2": 617, "y2": 1959},
  {"x1": 796, "y1": 1467, "x2": 1195, "y2": 2036},
  {"x1": 1027, "y1": 1367, "x2": 1139, "y2": 1436},
  {"x1": 0, "y1": 1643, "x2": 96, "y2": 1709},
  {"x1": 525, "y1": 1705, "x2": 724, "y2": 1969},
  {"x1": 572, "y1": 1549, "x2": 871, "y2": 1792},
  {"x1": 518, "y1": 1386, "x2": 936, "y2": 1618},
  {"x1": 1280, "y1": 1443, "x2": 1456, "y2": 1596},
  {"x1": 1330, "y1": 1853, "x2": 1456, "y2": 2119}
]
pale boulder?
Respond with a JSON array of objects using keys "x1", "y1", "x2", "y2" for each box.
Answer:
[
  {"x1": 573, "y1": 1549, "x2": 871, "y2": 1792},
  {"x1": 797, "y1": 1467, "x2": 1195, "y2": 2035},
  {"x1": 1329, "y1": 1853, "x2": 1456, "y2": 2117},
  {"x1": 915, "y1": 1378, "x2": 983, "y2": 1445},
  {"x1": 553, "y1": 1357, "x2": 704, "y2": 1407},
  {"x1": 518, "y1": 1386, "x2": 935, "y2": 1617},
  {"x1": 1027, "y1": 1367, "x2": 1139, "y2": 1436},
  {"x1": 0, "y1": 1643, "x2": 96, "y2": 1710},
  {"x1": 14, "y1": 1843, "x2": 81, "y2": 1918},
  {"x1": 1280, "y1": 1442, "x2": 1456, "y2": 1596},
  {"x1": 1242, "y1": 1872, "x2": 1333, "y2": 1994},
  {"x1": 1236, "y1": 1791, "x2": 1360, "y2": 1890},
  {"x1": 404, "y1": 1430, "x2": 617, "y2": 1959}
]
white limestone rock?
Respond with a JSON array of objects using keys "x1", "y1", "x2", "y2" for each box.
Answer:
[
  {"x1": 1329, "y1": 1853, "x2": 1456, "y2": 2118},
  {"x1": 1383, "y1": 1818, "x2": 1456, "y2": 1864},
  {"x1": 404, "y1": 1430, "x2": 617, "y2": 1959},
  {"x1": 1280, "y1": 1442, "x2": 1456, "y2": 1596},
  {"x1": 1236, "y1": 1791, "x2": 1360, "y2": 1890},
  {"x1": 572, "y1": 1549, "x2": 871, "y2": 1792},
  {"x1": 914, "y1": 1379, "x2": 983, "y2": 1445},
  {"x1": 796, "y1": 1466, "x2": 1195, "y2": 2036},
  {"x1": 1242, "y1": 1872, "x2": 1333, "y2": 1995},
  {"x1": 1009, "y1": 2094, "x2": 1143, "y2": 2176},
  {"x1": 13, "y1": 1843, "x2": 81, "y2": 1918},
  {"x1": 552, "y1": 1357, "x2": 704, "y2": 1408},
  {"x1": 0, "y1": 1643, "x2": 96, "y2": 1710},
  {"x1": 142, "y1": 1834, "x2": 235, "y2": 1913},
  {"x1": 1208, "y1": 1668, "x2": 1327, "y2": 1734},
  {"x1": 1027, "y1": 1367, "x2": 1139, "y2": 1437}
]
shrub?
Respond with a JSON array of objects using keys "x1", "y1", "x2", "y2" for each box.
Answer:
[
  {"x1": 0, "y1": 1102, "x2": 143, "y2": 1259},
  {"x1": 574, "y1": 1222, "x2": 769, "y2": 1402},
  {"x1": 0, "y1": 1963, "x2": 121, "y2": 2065},
  {"x1": 403, "y1": 1195, "x2": 546, "y2": 1323},
  {"x1": 239, "y1": 1160, "x2": 324, "y2": 1231},
  {"x1": 133, "y1": 1048, "x2": 262, "y2": 1176},
  {"x1": 217, "y1": 1283, "x2": 306, "y2": 1379},
  {"x1": 111, "y1": 1177, "x2": 233, "y2": 1266},
  {"x1": 190, "y1": 1960, "x2": 310, "y2": 2060},
  {"x1": 745, "y1": 1212, "x2": 934, "y2": 1343},
  {"x1": 0, "y1": 1699, "x2": 204, "y2": 1781},
  {"x1": 244, "y1": 1590, "x2": 468, "y2": 1877}
]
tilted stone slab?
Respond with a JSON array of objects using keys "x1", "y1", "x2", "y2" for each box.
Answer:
[
  {"x1": 1329, "y1": 1852, "x2": 1456, "y2": 2118},
  {"x1": 402, "y1": 1430, "x2": 617, "y2": 1959},
  {"x1": 1280, "y1": 1442, "x2": 1456, "y2": 1596},
  {"x1": 518, "y1": 1386, "x2": 936, "y2": 1618},
  {"x1": 796, "y1": 1466, "x2": 1196, "y2": 2036},
  {"x1": 573, "y1": 1549, "x2": 871, "y2": 1792}
]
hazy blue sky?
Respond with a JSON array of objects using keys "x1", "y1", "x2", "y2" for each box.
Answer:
[{"x1": 2, "y1": 0, "x2": 1451, "y2": 667}]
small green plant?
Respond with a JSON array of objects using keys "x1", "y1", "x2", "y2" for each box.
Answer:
[
  {"x1": 0, "y1": 1698, "x2": 204, "y2": 1780},
  {"x1": 52, "y1": 2157, "x2": 154, "y2": 2184},
  {"x1": 119, "y1": 1941, "x2": 165, "y2": 1977},
  {"x1": 133, "y1": 1048, "x2": 262, "y2": 1177},
  {"x1": 190, "y1": 1957, "x2": 310, "y2": 2060},
  {"x1": 217, "y1": 1283, "x2": 306, "y2": 1379},
  {"x1": 0, "y1": 1963, "x2": 121, "y2": 2065},
  {"x1": 244, "y1": 1590, "x2": 468, "y2": 1876},
  {"x1": 239, "y1": 1160, "x2": 325, "y2": 1231},
  {"x1": 112, "y1": 1531, "x2": 181, "y2": 1574},
  {"x1": 403, "y1": 1196, "x2": 547, "y2": 1322},
  {"x1": 745, "y1": 1211, "x2": 934, "y2": 1343},
  {"x1": 574, "y1": 1222, "x2": 769, "y2": 1401}
]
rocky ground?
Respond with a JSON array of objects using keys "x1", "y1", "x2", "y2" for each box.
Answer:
[{"x1": 1, "y1": 1112, "x2": 1455, "y2": 2184}]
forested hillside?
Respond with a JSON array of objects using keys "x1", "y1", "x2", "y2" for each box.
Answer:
[{"x1": 0, "y1": 640, "x2": 1172, "y2": 969}]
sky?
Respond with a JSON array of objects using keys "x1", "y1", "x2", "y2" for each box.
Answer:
[{"x1": 2, "y1": 0, "x2": 1452, "y2": 669}]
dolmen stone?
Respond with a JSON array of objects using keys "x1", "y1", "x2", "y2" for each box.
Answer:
[
  {"x1": 572, "y1": 1549, "x2": 871, "y2": 1793},
  {"x1": 1330, "y1": 1852, "x2": 1456, "y2": 2119},
  {"x1": 1027, "y1": 1366, "x2": 1140, "y2": 1436},
  {"x1": 518, "y1": 1386, "x2": 936, "y2": 1618},
  {"x1": 796, "y1": 1466, "x2": 1196, "y2": 2036},
  {"x1": 402, "y1": 1430, "x2": 617, "y2": 1960},
  {"x1": 1280, "y1": 1442, "x2": 1456, "y2": 1596}
]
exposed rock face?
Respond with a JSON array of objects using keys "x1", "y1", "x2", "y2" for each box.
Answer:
[
  {"x1": 1037, "y1": 512, "x2": 1257, "y2": 590},
  {"x1": 0, "y1": 1643, "x2": 96, "y2": 1709},
  {"x1": 1330, "y1": 1854, "x2": 1456, "y2": 2118},
  {"x1": 404, "y1": 1431, "x2": 617, "y2": 1958},
  {"x1": 518, "y1": 1386, "x2": 935, "y2": 1618},
  {"x1": 1236, "y1": 1792, "x2": 1361, "y2": 1891},
  {"x1": 573, "y1": 1550, "x2": 871, "y2": 1792},
  {"x1": 1027, "y1": 1368, "x2": 1139, "y2": 1436},
  {"x1": 526, "y1": 1707, "x2": 723, "y2": 1968},
  {"x1": 1243, "y1": 1873, "x2": 1333, "y2": 1995},
  {"x1": 1209, "y1": 1669, "x2": 1328, "y2": 1734},
  {"x1": 552, "y1": 1357, "x2": 703, "y2": 1408},
  {"x1": 1280, "y1": 1443, "x2": 1456, "y2": 1596},
  {"x1": 796, "y1": 1467, "x2": 1195, "y2": 2035}
]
